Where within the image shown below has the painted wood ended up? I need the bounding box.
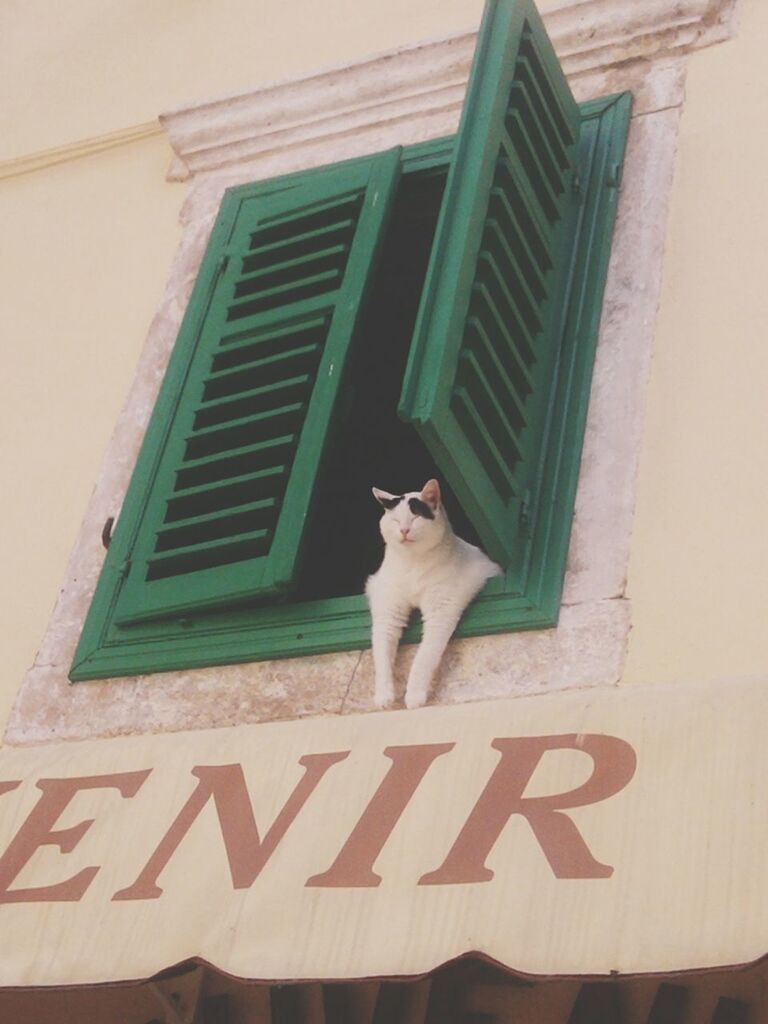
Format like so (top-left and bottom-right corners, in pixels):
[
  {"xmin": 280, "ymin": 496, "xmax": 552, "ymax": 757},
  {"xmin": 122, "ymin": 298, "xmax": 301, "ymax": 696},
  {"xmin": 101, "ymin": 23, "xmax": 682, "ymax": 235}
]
[
  {"xmin": 111, "ymin": 148, "xmax": 401, "ymax": 624},
  {"xmin": 399, "ymin": 0, "xmax": 582, "ymax": 569}
]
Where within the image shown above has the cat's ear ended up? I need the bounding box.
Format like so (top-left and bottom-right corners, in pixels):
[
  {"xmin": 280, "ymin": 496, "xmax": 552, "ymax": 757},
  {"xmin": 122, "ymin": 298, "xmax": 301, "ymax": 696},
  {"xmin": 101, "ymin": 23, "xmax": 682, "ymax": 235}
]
[
  {"xmin": 372, "ymin": 486, "xmax": 398, "ymax": 507},
  {"xmin": 420, "ymin": 478, "xmax": 441, "ymax": 511}
]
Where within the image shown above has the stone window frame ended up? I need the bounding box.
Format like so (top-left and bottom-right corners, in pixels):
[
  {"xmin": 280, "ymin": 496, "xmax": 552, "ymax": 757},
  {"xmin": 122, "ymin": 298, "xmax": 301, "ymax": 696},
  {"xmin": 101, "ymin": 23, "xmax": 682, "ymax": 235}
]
[{"xmin": 5, "ymin": 0, "xmax": 739, "ymax": 745}]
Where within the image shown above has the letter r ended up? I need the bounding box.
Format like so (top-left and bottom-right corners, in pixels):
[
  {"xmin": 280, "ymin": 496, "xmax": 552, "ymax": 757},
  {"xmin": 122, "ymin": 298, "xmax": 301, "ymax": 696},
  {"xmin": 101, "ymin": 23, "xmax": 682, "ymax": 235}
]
[{"xmin": 420, "ymin": 734, "xmax": 637, "ymax": 883}]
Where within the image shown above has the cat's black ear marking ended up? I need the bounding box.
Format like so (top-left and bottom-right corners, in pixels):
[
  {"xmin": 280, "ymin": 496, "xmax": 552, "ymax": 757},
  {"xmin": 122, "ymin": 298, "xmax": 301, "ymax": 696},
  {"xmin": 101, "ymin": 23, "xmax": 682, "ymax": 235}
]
[
  {"xmin": 409, "ymin": 497, "xmax": 435, "ymax": 520},
  {"xmin": 420, "ymin": 478, "xmax": 441, "ymax": 511},
  {"xmin": 372, "ymin": 487, "xmax": 403, "ymax": 510}
]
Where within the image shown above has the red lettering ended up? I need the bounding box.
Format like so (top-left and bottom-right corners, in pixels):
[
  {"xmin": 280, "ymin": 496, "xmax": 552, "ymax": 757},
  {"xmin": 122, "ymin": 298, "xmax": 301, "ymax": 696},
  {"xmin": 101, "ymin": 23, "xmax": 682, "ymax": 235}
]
[
  {"xmin": 306, "ymin": 743, "xmax": 454, "ymax": 887},
  {"xmin": 113, "ymin": 753, "xmax": 348, "ymax": 900},
  {"xmin": 420, "ymin": 734, "xmax": 636, "ymax": 883},
  {"xmin": 0, "ymin": 771, "xmax": 150, "ymax": 903}
]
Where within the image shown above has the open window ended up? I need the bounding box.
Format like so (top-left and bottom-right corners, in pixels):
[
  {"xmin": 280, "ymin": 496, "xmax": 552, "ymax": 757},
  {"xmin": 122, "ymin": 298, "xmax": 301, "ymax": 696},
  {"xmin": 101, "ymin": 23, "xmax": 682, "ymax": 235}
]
[{"xmin": 70, "ymin": 0, "xmax": 631, "ymax": 681}]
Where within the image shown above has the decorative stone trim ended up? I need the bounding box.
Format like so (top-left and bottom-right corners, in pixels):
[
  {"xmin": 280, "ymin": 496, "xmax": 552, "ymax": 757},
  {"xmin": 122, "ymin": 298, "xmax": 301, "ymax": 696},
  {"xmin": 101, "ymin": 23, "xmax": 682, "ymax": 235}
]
[
  {"xmin": 160, "ymin": 0, "xmax": 738, "ymax": 181},
  {"xmin": 547, "ymin": 0, "xmax": 739, "ymax": 75}
]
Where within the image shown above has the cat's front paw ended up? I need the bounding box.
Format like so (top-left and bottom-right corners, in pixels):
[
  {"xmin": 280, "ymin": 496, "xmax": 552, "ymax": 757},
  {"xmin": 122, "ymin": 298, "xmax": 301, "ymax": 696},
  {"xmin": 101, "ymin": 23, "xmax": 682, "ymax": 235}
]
[
  {"xmin": 374, "ymin": 683, "xmax": 396, "ymax": 709},
  {"xmin": 404, "ymin": 687, "xmax": 428, "ymax": 710}
]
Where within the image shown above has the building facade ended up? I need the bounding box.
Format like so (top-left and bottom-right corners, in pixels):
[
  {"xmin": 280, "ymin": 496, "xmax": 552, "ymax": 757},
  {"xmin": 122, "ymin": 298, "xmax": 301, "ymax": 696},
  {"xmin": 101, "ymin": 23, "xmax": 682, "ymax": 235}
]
[{"xmin": 1, "ymin": 0, "xmax": 766, "ymax": 1020}]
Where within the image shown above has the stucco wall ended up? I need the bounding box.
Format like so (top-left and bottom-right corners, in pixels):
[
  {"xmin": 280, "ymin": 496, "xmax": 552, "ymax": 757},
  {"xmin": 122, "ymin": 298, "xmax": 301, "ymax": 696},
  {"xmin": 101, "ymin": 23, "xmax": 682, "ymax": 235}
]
[
  {"xmin": 0, "ymin": 136, "xmax": 181, "ymax": 736},
  {"xmin": 0, "ymin": 0, "xmax": 492, "ymax": 161},
  {"xmin": 622, "ymin": 0, "xmax": 767, "ymax": 685}
]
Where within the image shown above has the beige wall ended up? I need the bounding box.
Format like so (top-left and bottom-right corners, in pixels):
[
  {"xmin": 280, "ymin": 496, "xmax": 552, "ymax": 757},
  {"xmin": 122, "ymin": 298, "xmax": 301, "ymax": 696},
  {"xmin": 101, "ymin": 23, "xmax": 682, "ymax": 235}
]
[
  {"xmin": 0, "ymin": 0, "xmax": 764, "ymax": 739},
  {"xmin": 0, "ymin": 0, "xmax": 490, "ymax": 162},
  {"xmin": 622, "ymin": 0, "xmax": 768, "ymax": 685},
  {"xmin": 0, "ymin": 136, "xmax": 182, "ymax": 733}
]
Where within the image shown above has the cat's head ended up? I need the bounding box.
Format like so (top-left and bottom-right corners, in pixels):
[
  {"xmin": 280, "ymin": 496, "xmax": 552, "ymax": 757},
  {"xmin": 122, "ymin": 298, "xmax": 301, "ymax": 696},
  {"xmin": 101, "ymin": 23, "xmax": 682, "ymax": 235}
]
[{"xmin": 372, "ymin": 478, "xmax": 447, "ymax": 550}]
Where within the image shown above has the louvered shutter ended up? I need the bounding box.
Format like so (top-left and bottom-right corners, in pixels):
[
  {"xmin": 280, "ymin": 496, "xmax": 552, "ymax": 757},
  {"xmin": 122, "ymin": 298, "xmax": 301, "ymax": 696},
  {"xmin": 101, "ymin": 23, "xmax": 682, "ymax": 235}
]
[
  {"xmin": 398, "ymin": 0, "xmax": 581, "ymax": 573},
  {"xmin": 115, "ymin": 149, "xmax": 400, "ymax": 624}
]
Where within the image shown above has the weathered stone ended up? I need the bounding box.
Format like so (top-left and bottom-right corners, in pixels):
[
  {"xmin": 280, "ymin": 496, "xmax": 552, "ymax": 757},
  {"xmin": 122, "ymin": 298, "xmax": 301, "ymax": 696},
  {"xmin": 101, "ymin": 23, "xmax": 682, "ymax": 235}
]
[{"xmin": 342, "ymin": 600, "xmax": 630, "ymax": 713}]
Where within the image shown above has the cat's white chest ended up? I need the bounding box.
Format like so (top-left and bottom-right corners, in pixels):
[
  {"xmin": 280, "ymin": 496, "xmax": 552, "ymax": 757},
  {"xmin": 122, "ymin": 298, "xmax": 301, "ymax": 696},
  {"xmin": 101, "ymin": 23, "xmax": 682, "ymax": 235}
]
[{"xmin": 377, "ymin": 547, "xmax": 453, "ymax": 604}]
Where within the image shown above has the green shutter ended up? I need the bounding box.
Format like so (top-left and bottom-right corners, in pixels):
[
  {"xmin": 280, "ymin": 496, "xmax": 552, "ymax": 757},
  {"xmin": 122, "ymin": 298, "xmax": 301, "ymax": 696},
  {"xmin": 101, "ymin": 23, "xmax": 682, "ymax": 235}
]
[
  {"xmin": 114, "ymin": 148, "xmax": 401, "ymax": 624},
  {"xmin": 399, "ymin": 0, "xmax": 581, "ymax": 573}
]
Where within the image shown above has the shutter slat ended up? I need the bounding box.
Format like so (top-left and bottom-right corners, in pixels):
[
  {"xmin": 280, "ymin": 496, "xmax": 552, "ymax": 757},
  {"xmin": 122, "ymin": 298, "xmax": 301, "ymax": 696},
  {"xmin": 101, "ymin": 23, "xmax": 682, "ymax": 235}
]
[
  {"xmin": 193, "ymin": 374, "xmax": 313, "ymax": 430},
  {"xmin": 155, "ymin": 498, "xmax": 279, "ymax": 548},
  {"xmin": 247, "ymin": 192, "xmax": 361, "ymax": 250},
  {"xmin": 115, "ymin": 148, "xmax": 401, "ymax": 624},
  {"xmin": 214, "ymin": 315, "xmax": 328, "ymax": 365},
  {"xmin": 164, "ymin": 465, "xmax": 289, "ymax": 523},
  {"xmin": 174, "ymin": 434, "xmax": 297, "ymax": 490},
  {"xmin": 146, "ymin": 527, "xmax": 273, "ymax": 582},
  {"xmin": 479, "ymin": 245, "xmax": 542, "ymax": 338},
  {"xmin": 453, "ymin": 385, "xmax": 517, "ymax": 495},
  {"xmin": 485, "ymin": 212, "xmax": 546, "ymax": 304},
  {"xmin": 492, "ymin": 160, "xmax": 553, "ymax": 271},
  {"xmin": 183, "ymin": 403, "xmax": 306, "ymax": 459},
  {"xmin": 235, "ymin": 244, "xmax": 349, "ymax": 293},
  {"xmin": 508, "ymin": 81, "xmax": 566, "ymax": 197},
  {"xmin": 399, "ymin": 0, "xmax": 581, "ymax": 570},
  {"xmin": 226, "ymin": 271, "xmax": 341, "ymax": 321},
  {"xmin": 216, "ymin": 292, "xmax": 339, "ymax": 339},
  {"xmin": 177, "ymin": 434, "xmax": 297, "ymax": 474},
  {"xmin": 473, "ymin": 269, "xmax": 537, "ymax": 368},
  {"xmin": 497, "ymin": 135, "xmax": 555, "ymax": 258},
  {"xmin": 514, "ymin": 55, "xmax": 571, "ymax": 168},
  {"xmin": 500, "ymin": 114, "xmax": 560, "ymax": 224},
  {"xmin": 457, "ymin": 351, "xmax": 523, "ymax": 466},
  {"xmin": 518, "ymin": 30, "xmax": 577, "ymax": 146},
  {"xmin": 203, "ymin": 344, "xmax": 322, "ymax": 401},
  {"xmin": 470, "ymin": 289, "xmax": 534, "ymax": 392},
  {"xmin": 243, "ymin": 217, "xmax": 356, "ymax": 269},
  {"xmin": 464, "ymin": 317, "xmax": 528, "ymax": 428}
]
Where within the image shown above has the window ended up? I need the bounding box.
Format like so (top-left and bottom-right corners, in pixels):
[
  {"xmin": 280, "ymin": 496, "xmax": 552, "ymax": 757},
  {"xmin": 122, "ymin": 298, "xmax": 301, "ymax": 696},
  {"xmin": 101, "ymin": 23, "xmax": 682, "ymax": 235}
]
[{"xmin": 70, "ymin": 0, "xmax": 631, "ymax": 682}]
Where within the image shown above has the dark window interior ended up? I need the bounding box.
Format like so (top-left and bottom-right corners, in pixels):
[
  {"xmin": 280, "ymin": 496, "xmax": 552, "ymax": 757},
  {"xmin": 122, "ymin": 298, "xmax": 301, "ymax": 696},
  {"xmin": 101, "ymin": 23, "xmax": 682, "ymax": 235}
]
[{"xmin": 292, "ymin": 167, "xmax": 481, "ymax": 603}]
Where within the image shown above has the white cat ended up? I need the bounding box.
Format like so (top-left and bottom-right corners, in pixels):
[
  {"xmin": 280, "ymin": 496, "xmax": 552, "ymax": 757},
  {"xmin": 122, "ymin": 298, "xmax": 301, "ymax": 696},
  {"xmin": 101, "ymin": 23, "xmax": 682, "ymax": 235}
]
[{"xmin": 365, "ymin": 479, "xmax": 502, "ymax": 710}]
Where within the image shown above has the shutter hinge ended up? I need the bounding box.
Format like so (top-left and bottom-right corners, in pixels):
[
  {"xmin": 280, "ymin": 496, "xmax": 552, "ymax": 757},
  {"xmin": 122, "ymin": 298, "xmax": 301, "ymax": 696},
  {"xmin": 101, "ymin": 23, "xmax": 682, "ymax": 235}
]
[
  {"xmin": 218, "ymin": 247, "xmax": 240, "ymax": 274},
  {"xmin": 118, "ymin": 558, "xmax": 131, "ymax": 580},
  {"xmin": 607, "ymin": 162, "xmax": 623, "ymax": 189},
  {"xmin": 572, "ymin": 174, "xmax": 582, "ymax": 197},
  {"xmin": 101, "ymin": 517, "xmax": 115, "ymax": 550}
]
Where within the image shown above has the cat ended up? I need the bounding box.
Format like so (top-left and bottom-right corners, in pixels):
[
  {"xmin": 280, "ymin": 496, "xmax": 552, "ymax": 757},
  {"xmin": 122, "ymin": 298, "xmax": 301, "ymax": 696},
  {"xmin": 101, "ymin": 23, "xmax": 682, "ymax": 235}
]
[{"xmin": 365, "ymin": 478, "xmax": 502, "ymax": 709}]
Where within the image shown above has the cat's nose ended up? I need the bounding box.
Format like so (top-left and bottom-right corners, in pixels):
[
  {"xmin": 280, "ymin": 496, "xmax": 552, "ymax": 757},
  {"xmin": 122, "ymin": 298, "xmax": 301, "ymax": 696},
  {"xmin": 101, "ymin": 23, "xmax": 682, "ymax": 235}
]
[{"xmin": 400, "ymin": 527, "xmax": 411, "ymax": 540}]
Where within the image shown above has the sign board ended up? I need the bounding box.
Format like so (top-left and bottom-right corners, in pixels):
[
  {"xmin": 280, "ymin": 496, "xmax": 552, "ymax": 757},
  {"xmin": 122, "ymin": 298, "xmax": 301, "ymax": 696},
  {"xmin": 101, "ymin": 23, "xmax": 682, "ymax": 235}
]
[{"xmin": 0, "ymin": 678, "xmax": 764, "ymax": 987}]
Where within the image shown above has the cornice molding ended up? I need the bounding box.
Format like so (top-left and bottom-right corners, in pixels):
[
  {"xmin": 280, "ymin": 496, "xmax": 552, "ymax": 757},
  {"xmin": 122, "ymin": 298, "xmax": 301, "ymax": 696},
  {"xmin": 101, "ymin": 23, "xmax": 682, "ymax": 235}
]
[
  {"xmin": 160, "ymin": 0, "xmax": 739, "ymax": 181},
  {"xmin": 0, "ymin": 0, "xmax": 737, "ymax": 184},
  {"xmin": 544, "ymin": 0, "xmax": 738, "ymax": 74}
]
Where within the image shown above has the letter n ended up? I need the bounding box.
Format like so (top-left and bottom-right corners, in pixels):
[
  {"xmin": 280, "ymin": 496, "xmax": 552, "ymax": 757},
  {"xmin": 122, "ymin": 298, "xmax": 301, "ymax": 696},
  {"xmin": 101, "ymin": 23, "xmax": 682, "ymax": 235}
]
[{"xmin": 113, "ymin": 753, "xmax": 348, "ymax": 900}]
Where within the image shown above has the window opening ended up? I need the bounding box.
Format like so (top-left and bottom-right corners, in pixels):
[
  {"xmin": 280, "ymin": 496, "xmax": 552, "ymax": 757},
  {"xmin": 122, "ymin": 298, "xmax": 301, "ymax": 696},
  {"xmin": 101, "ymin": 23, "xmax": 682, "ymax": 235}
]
[{"xmin": 294, "ymin": 166, "xmax": 481, "ymax": 603}]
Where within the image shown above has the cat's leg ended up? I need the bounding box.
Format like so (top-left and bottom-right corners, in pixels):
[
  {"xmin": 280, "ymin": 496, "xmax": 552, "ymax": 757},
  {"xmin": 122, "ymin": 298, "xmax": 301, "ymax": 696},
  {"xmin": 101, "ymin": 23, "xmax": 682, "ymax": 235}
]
[
  {"xmin": 366, "ymin": 579, "xmax": 412, "ymax": 708},
  {"xmin": 405, "ymin": 600, "xmax": 465, "ymax": 710}
]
